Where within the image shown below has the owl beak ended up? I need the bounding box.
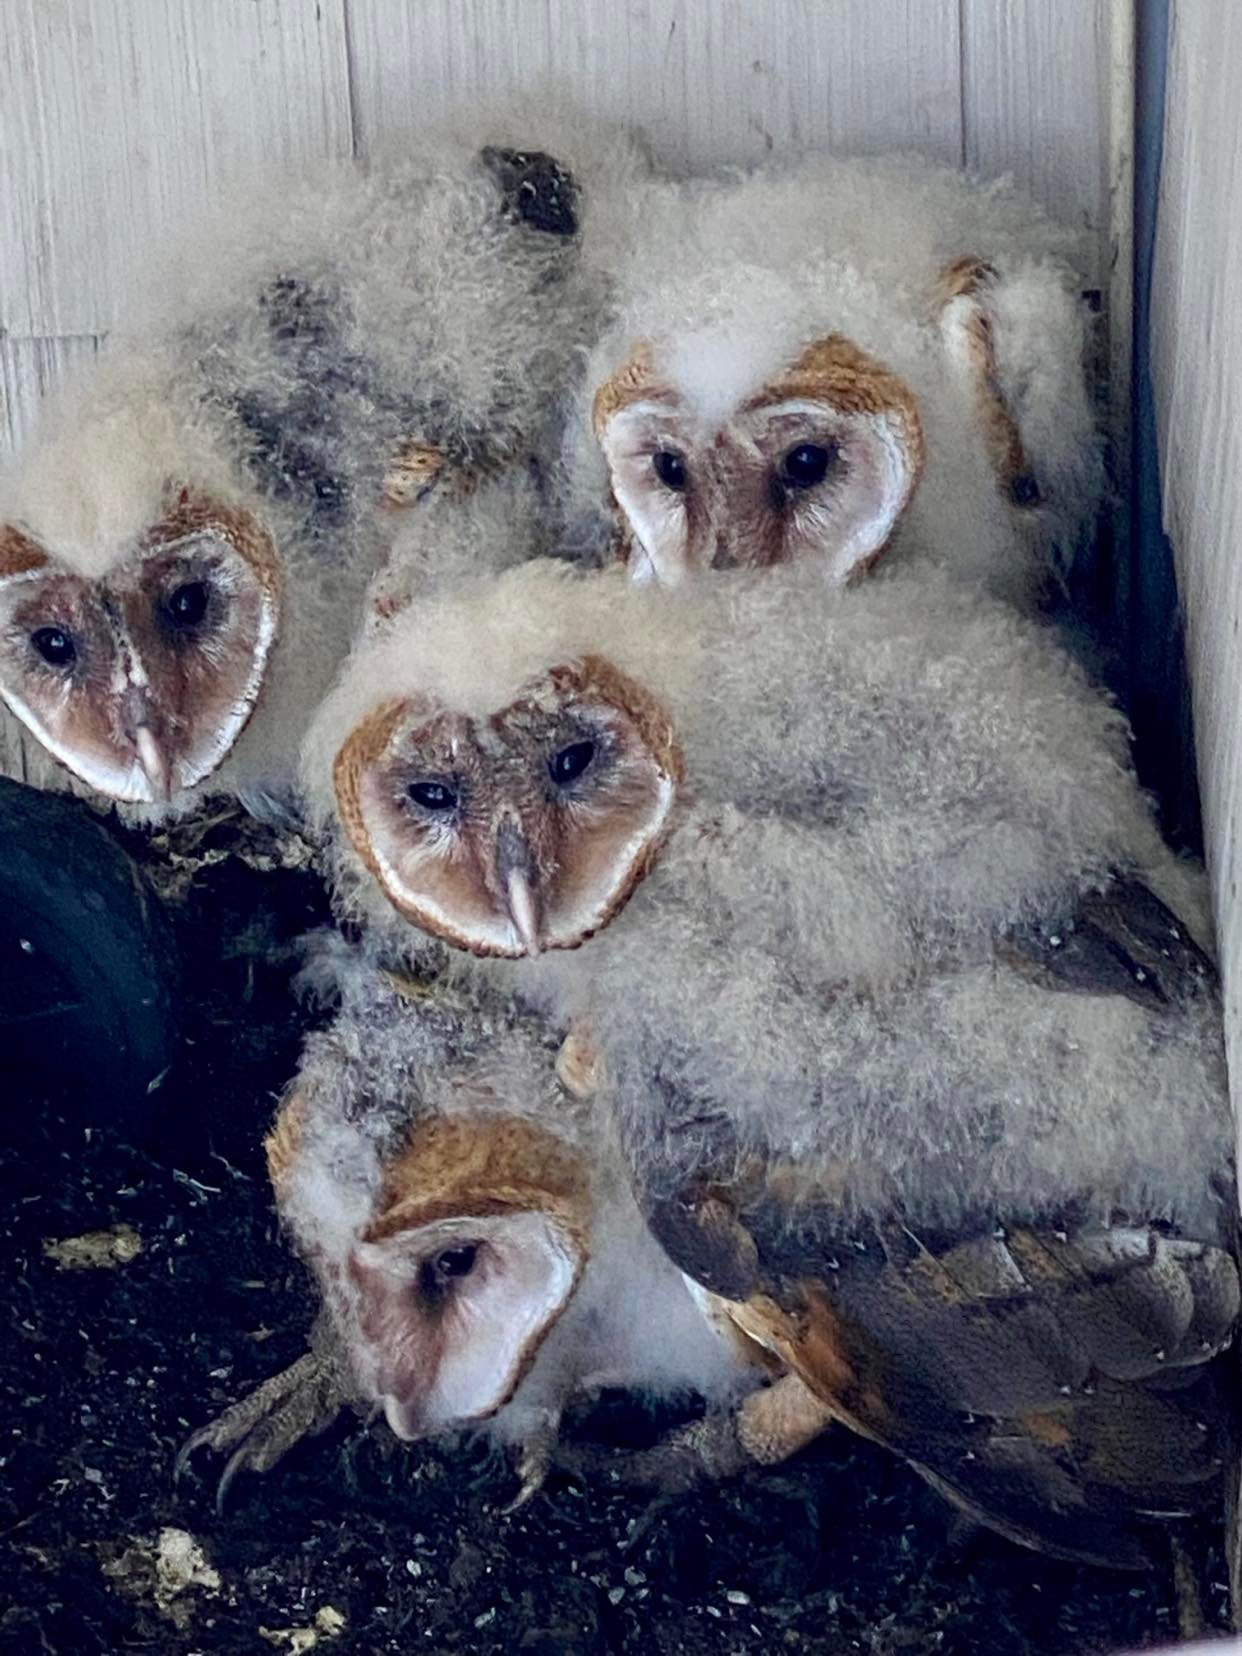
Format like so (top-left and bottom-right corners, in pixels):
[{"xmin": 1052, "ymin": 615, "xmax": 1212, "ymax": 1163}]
[
  {"xmin": 494, "ymin": 818, "xmax": 542, "ymax": 956},
  {"xmin": 119, "ymin": 686, "xmax": 172, "ymax": 801},
  {"xmin": 133, "ymin": 724, "xmax": 171, "ymax": 802},
  {"xmin": 506, "ymin": 867, "xmax": 541, "ymax": 957}
]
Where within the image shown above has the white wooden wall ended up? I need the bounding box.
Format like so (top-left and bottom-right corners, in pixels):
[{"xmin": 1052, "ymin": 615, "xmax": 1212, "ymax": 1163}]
[
  {"xmin": 1153, "ymin": 0, "xmax": 1242, "ymax": 1151},
  {"xmin": 1, "ymin": 0, "xmax": 1119, "ymax": 453}
]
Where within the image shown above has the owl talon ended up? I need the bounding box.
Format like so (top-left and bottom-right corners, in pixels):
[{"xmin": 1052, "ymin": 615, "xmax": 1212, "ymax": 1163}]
[
  {"xmin": 499, "ymin": 1417, "xmax": 560, "ymax": 1514},
  {"xmin": 176, "ymin": 1352, "xmax": 342, "ymax": 1508},
  {"xmin": 555, "ymin": 1024, "xmax": 601, "ymax": 1100},
  {"xmin": 556, "ymin": 1419, "xmax": 737, "ymax": 1498},
  {"xmin": 556, "ymin": 1379, "xmax": 831, "ymax": 1499}
]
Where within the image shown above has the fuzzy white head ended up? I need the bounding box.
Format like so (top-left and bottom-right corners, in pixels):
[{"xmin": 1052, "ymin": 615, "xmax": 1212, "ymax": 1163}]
[
  {"xmin": 594, "ymin": 327, "xmax": 925, "ymax": 588},
  {"xmin": 305, "ymin": 561, "xmax": 690, "ymax": 960},
  {"xmin": 573, "ymin": 161, "xmax": 1101, "ymax": 598}
]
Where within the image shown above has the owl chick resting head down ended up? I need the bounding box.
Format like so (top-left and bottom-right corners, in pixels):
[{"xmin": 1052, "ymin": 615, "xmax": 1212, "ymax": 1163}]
[
  {"xmin": 266, "ymin": 962, "xmax": 750, "ymax": 1452},
  {"xmin": 0, "ymin": 108, "xmax": 647, "ymax": 815}
]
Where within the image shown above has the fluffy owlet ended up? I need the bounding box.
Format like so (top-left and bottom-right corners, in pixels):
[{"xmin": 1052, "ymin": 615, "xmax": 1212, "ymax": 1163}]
[
  {"xmin": 562, "ymin": 152, "xmax": 1101, "ymax": 604},
  {"xmin": 0, "ymin": 110, "xmax": 648, "ymax": 818},
  {"xmin": 298, "ymin": 553, "xmax": 1237, "ymax": 1570},
  {"xmin": 179, "ymin": 956, "xmax": 755, "ymax": 1504},
  {"xmin": 360, "ymin": 559, "xmax": 1234, "ymax": 1572},
  {"xmin": 301, "ymin": 553, "xmax": 1208, "ymax": 976}
]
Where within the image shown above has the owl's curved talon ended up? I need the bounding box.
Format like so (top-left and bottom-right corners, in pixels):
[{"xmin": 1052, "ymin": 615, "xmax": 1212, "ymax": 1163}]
[
  {"xmin": 499, "ymin": 1416, "xmax": 560, "ymax": 1514},
  {"xmin": 176, "ymin": 1352, "xmax": 342, "ymax": 1509},
  {"xmin": 555, "ymin": 1024, "xmax": 600, "ymax": 1100}
]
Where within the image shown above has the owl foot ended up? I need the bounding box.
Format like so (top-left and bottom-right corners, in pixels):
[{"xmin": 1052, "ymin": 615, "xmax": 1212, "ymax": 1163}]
[
  {"xmin": 558, "ymin": 1411, "xmax": 752, "ymax": 1498},
  {"xmin": 499, "ymin": 1411, "xmax": 562, "ymax": 1514},
  {"xmin": 555, "ymin": 1023, "xmax": 600, "ymax": 1100},
  {"xmin": 175, "ymin": 1352, "xmax": 343, "ymax": 1511},
  {"xmin": 559, "ymin": 1374, "xmax": 836, "ymax": 1497}
]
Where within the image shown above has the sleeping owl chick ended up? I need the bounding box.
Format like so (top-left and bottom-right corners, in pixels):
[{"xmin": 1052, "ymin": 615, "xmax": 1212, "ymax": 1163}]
[
  {"xmin": 179, "ymin": 957, "xmax": 757, "ymax": 1505},
  {"xmin": 300, "ymin": 553, "xmax": 1204, "ymax": 985},
  {"xmin": 562, "ymin": 151, "xmax": 1101, "ymax": 603},
  {"xmin": 0, "ymin": 109, "xmax": 648, "ymax": 817}
]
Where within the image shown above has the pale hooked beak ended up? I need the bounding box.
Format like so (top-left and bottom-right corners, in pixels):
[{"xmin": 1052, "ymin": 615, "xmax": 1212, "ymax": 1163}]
[
  {"xmin": 133, "ymin": 724, "xmax": 171, "ymax": 801},
  {"xmin": 494, "ymin": 818, "xmax": 542, "ymax": 956},
  {"xmin": 506, "ymin": 867, "xmax": 541, "ymax": 957},
  {"xmin": 119, "ymin": 684, "xmax": 172, "ymax": 802}
]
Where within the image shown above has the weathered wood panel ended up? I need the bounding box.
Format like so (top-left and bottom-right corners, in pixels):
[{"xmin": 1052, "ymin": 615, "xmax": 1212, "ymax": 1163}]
[
  {"xmin": 962, "ymin": 0, "xmax": 1109, "ymax": 251},
  {"xmin": 0, "ymin": 0, "xmax": 1115, "ymax": 451},
  {"xmin": 0, "ymin": 0, "xmax": 353, "ymax": 338},
  {"xmin": 346, "ymin": 0, "xmax": 963, "ymax": 170},
  {"xmin": 1152, "ymin": 0, "xmax": 1242, "ymax": 1121},
  {"xmin": 1, "ymin": 334, "xmax": 100, "ymax": 450}
]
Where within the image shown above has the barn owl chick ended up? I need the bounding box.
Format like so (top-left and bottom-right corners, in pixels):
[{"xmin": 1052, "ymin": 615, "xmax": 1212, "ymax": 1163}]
[
  {"xmin": 301, "ymin": 553, "xmax": 1206, "ymax": 985},
  {"xmin": 0, "ymin": 109, "xmax": 648, "ymax": 816},
  {"xmin": 180, "ymin": 959, "xmax": 756, "ymax": 1503},
  {"xmin": 565, "ymin": 152, "xmax": 1101, "ymax": 602},
  {"xmin": 367, "ymin": 568, "xmax": 1231, "ymax": 1571},
  {"xmin": 302, "ymin": 551, "xmax": 691, "ymax": 962}
]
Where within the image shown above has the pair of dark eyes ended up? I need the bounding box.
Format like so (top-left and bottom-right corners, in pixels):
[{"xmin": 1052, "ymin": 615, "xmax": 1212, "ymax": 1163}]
[
  {"xmin": 419, "ymin": 1242, "xmax": 478, "ymax": 1299},
  {"xmin": 407, "ymin": 738, "xmax": 597, "ymax": 812},
  {"xmin": 651, "ymin": 443, "xmax": 838, "ymax": 494},
  {"xmin": 28, "ymin": 581, "xmax": 212, "ymax": 670}
]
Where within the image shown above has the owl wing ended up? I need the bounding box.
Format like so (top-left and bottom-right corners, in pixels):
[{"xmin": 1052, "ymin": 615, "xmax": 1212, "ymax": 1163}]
[
  {"xmin": 640, "ymin": 877, "xmax": 1235, "ymax": 1568},
  {"xmin": 1001, "ymin": 872, "xmax": 1215, "ymax": 1011},
  {"xmin": 650, "ymin": 1174, "xmax": 1238, "ymax": 1568}
]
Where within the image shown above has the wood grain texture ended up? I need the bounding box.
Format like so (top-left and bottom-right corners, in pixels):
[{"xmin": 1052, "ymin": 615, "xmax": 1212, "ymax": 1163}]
[
  {"xmin": 345, "ymin": 0, "xmax": 964, "ymax": 168},
  {"xmin": 0, "ymin": 0, "xmax": 353, "ymax": 338},
  {"xmin": 1, "ymin": 335, "xmax": 100, "ymax": 451},
  {"xmin": 1152, "ymin": 0, "xmax": 1242, "ymax": 1140},
  {"xmin": 0, "ymin": 0, "xmax": 1115, "ymax": 461},
  {"xmin": 962, "ymin": 0, "xmax": 1108, "ymax": 259}
]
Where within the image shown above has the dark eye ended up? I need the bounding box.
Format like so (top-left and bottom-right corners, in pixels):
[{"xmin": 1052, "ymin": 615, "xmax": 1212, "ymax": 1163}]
[
  {"xmin": 31, "ymin": 627, "xmax": 76, "ymax": 669},
  {"xmin": 549, "ymin": 739, "xmax": 596, "ymax": 786},
  {"xmin": 780, "ymin": 442, "xmax": 837, "ymax": 491},
  {"xmin": 1009, "ymin": 473, "xmax": 1042, "ymax": 508},
  {"xmin": 164, "ymin": 580, "xmax": 210, "ymax": 629},
  {"xmin": 421, "ymin": 1244, "xmax": 478, "ymax": 1297},
  {"xmin": 408, "ymin": 780, "xmax": 458, "ymax": 812},
  {"xmin": 652, "ymin": 449, "xmax": 687, "ymax": 491}
]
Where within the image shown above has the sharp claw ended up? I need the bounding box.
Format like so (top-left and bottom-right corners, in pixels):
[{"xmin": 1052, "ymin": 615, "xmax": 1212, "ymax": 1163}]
[
  {"xmin": 500, "ymin": 1465, "xmax": 547, "ymax": 1515},
  {"xmin": 173, "ymin": 1428, "xmax": 209, "ymax": 1485},
  {"xmin": 175, "ymin": 1412, "xmax": 245, "ymax": 1483},
  {"xmin": 498, "ymin": 1421, "xmax": 559, "ymax": 1515},
  {"xmin": 174, "ymin": 1353, "xmax": 341, "ymax": 1509},
  {"xmin": 215, "ymin": 1446, "xmax": 251, "ymax": 1514}
]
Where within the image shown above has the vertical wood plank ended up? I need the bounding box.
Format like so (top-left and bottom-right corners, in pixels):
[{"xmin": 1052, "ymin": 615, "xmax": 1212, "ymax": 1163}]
[
  {"xmin": 0, "ymin": 335, "xmax": 100, "ymax": 454},
  {"xmin": 1152, "ymin": 0, "xmax": 1242, "ymax": 1153},
  {"xmin": 0, "ymin": 334, "xmax": 102, "ymax": 786},
  {"xmin": 0, "ymin": 0, "xmax": 354, "ymax": 338},
  {"xmin": 962, "ymin": 0, "xmax": 1109, "ymax": 276},
  {"xmin": 345, "ymin": 0, "xmax": 963, "ymax": 171}
]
